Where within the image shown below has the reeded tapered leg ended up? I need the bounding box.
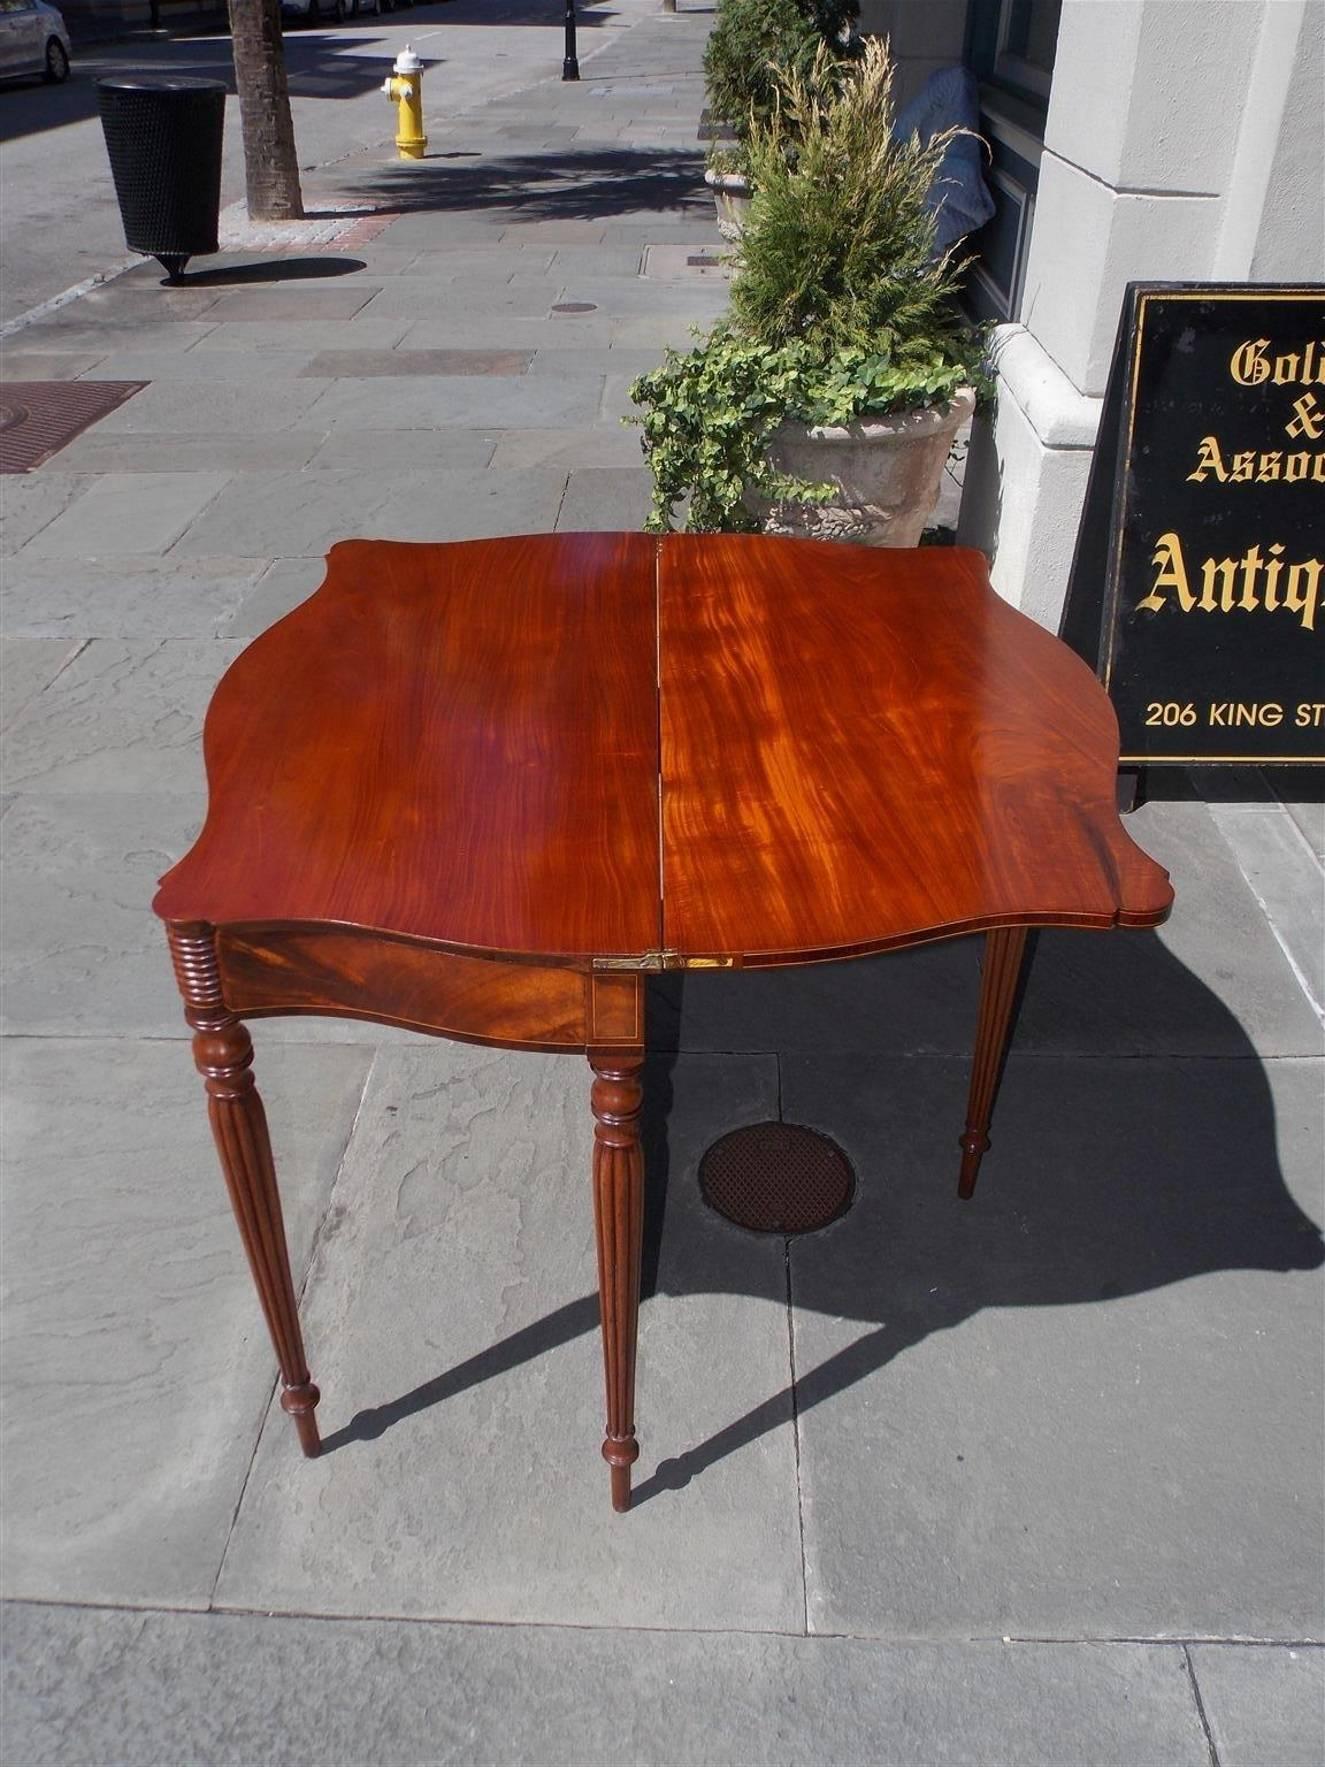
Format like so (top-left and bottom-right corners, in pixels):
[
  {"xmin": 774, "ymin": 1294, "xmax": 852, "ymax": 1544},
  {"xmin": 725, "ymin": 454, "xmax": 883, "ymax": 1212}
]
[
  {"xmin": 958, "ymin": 926, "xmax": 1029, "ymax": 1200},
  {"xmin": 590, "ymin": 1055, "xmax": 645, "ymax": 1513},
  {"xmin": 168, "ymin": 921, "xmax": 321, "ymax": 1455}
]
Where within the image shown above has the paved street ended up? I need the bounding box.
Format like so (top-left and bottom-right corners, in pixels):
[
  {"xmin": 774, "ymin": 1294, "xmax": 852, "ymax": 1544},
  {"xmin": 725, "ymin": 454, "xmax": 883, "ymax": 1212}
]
[
  {"xmin": 0, "ymin": 0, "xmax": 638, "ymax": 323},
  {"xmin": 1, "ymin": 3, "xmax": 1323, "ymax": 1762}
]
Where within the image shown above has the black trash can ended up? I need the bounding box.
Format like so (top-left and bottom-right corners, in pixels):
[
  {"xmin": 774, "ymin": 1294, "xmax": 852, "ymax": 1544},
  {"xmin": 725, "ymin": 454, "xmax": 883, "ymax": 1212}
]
[{"xmin": 98, "ymin": 76, "xmax": 227, "ymax": 281}]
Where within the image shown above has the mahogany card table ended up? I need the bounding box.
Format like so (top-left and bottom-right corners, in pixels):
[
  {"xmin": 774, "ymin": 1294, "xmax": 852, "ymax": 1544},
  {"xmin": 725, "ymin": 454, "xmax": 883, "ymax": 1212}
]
[{"xmin": 154, "ymin": 532, "xmax": 1173, "ymax": 1513}]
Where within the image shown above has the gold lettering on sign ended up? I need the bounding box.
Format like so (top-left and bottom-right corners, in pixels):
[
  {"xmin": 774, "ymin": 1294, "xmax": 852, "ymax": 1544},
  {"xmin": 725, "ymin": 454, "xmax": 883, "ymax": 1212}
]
[
  {"xmin": 1139, "ymin": 533, "xmax": 1322, "ymax": 631},
  {"xmin": 1186, "ymin": 435, "xmax": 1325, "ymax": 483},
  {"xmin": 1286, "ymin": 392, "xmax": 1324, "ymax": 441},
  {"xmin": 1228, "ymin": 338, "xmax": 1325, "ymax": 387},
  {"xmin": 1140, "ymin": 533, "xmax": 1195, "ymax": 611}
]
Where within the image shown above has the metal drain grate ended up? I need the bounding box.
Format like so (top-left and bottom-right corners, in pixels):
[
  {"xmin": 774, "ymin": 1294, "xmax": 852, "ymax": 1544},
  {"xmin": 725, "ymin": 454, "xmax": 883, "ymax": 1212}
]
[
  {"xmin": 699, "ymin": 1121, "xmax": 856, "ymax": 1235},
  {"xmin": 551, "ymin": 301, "xmax": 597, "ymax": 314},
  {"xmin": 0, "ymin": 381, "xmax": 147, "ymax": 473}
]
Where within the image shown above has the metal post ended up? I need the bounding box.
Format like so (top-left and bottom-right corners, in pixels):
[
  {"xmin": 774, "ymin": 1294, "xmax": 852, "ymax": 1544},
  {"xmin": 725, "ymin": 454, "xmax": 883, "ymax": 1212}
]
[{"xmin": 563, "ymin": 0, "xmax": 579, "ymax": 80}]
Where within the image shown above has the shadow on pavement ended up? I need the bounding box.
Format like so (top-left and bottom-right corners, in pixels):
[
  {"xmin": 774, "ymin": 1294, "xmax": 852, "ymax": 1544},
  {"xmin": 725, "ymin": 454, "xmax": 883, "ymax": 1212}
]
[
  {"xmin": 177, "ymin": 255, "xmax": 366, "ymax": 283},
  {"xmin": 321, "ymin": 928, "xmax": 1324, "ymax": 1503},
  {"xmin": 350, "ymin": 145, "xmax": 710, "ymax": 221}
]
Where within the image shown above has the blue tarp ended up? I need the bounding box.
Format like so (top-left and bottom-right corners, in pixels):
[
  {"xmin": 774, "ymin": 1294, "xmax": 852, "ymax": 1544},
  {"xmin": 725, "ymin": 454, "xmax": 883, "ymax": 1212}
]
[{"xmin": 892, "ymin": 66, "xmax": 995, "ymax": 254}]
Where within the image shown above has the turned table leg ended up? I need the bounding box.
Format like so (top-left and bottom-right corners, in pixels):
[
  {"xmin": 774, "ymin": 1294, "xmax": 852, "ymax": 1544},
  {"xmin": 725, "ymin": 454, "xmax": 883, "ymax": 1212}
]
[
  {"xmin": 958, "ymin": 926, "xmax": 1029, "ymax": 1200},
  {"xmin": 168, "ymin": 922, "xmax": 321, "ymax": 1456},
  {"xmin": 590, "ymin": 1055, "xmax": 645, "ymax": 1513}
]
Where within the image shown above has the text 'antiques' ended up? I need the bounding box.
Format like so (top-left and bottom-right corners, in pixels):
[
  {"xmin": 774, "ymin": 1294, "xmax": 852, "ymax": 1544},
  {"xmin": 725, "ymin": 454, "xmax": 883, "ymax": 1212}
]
[{"xmin": 1061, "ymin": 284, "xmax": 1324, "ymax": 765}]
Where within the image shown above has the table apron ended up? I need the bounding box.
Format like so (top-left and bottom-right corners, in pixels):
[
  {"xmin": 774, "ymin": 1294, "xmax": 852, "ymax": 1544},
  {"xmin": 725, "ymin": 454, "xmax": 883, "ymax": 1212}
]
[{"xmin": 214, "ymin": 926, "xmax": 644, "ymax": 1055}]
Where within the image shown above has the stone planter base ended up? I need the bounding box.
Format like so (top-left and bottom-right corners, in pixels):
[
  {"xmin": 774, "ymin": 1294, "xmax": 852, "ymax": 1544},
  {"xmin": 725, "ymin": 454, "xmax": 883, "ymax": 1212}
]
[
  {"xmin": 755, "ymin": 388, "xmax": 976, "ymax": 547},
  {"xmin": 704, "ymin": 167, "xmax": 752, "ymax": 242}
]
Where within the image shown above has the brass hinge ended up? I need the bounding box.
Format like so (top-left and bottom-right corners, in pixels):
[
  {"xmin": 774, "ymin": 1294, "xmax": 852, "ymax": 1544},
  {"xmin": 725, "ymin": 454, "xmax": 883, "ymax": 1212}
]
[{"xmin": 593, "ymin": 950, "xmax": 736, "ymax": 973}]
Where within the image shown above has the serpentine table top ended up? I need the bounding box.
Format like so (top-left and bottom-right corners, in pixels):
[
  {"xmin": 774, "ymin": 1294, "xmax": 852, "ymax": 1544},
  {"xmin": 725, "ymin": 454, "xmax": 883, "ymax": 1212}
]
[{"xmin": 154, "ymin": 532, "xmax": 1173, "ymax": 1512}]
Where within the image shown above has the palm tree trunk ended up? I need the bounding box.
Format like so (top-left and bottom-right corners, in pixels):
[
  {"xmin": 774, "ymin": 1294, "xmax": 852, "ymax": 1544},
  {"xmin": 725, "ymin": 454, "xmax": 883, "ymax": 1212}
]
[{"xmin": 227, "ymin": 0, "xmax": 304, "ymax": 221}]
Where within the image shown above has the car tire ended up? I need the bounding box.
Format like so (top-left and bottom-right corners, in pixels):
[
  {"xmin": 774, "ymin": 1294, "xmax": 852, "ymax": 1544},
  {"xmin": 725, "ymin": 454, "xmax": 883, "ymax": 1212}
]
[{"xmin": 43, "ymin": 37, "xmax": 70, "ymax": 82}]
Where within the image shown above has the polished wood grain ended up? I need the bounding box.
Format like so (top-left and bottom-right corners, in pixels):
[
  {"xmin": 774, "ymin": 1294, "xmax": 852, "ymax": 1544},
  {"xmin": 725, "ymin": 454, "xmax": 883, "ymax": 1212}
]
[
  {"xmin": 958, "ymin": 926, "xmax": 1029, "ymax": 1199},
  {"xmin": 590, "ymin": 1054, "xmax": 646, "ymax": 1513},
  {"xmin": 154, "ymin": 533, "xmax": 662, "ymax": 963},
  {"xmin": 168, "ymin": 922, "xmax": 321, "ymax": 1456},
  {"xmin": 659, "ymin": 536, "xmax": 1173, "ymax": 963},
  {"xmin": 154, "ymin": 531, "xmax": 1174, "ymax": 1515},
  {"xmin": 217, "ymin": 927, "xmax": 590, "ymax": 1050}
]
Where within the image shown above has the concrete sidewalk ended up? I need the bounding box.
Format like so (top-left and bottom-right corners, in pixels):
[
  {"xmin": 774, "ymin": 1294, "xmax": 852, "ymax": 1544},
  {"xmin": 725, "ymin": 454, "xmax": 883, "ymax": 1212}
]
[{"xmin": 2, "ymin": 5, "xmax": 1323, "ymax": 1762}]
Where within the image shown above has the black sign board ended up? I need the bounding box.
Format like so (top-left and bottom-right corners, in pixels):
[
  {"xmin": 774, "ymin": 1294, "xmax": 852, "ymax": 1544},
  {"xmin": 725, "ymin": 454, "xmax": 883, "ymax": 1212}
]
[{"xmin": 1060, "ymin": 283, "xmax": 1325, "ymax": 765}]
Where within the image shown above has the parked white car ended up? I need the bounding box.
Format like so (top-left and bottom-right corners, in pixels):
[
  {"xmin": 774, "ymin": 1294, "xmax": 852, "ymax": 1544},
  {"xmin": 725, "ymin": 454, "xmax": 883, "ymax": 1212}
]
[{"xmin": 0, "ymin": 0, "xmax": 70, "ymax": 83}]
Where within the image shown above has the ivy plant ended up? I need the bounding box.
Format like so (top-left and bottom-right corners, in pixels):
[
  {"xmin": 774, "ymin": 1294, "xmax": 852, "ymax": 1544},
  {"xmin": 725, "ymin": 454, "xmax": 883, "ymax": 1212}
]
[{"xmin": 631, "ymin": 40, "xmax": 990, "ymax": 534}]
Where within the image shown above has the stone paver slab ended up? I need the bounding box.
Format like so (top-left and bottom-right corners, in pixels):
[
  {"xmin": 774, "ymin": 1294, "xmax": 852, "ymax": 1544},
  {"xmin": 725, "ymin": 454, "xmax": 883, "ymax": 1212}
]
[
  {"xmin": 555, "ymin": 279, "xmax": 728, "ymax": 318},
  {"xmin": 0, "ymin": 791, "xmax": 202, "ymax": 1037},
  {"xmin": 0, "ymin": 792, "xmax": 415, "ymax": 1041},
  {"xmin": 360, "ymin": 280, "xmax": 554, "ymax": 318},
  {"xmin": 649, "ymin": 937, "xmax": 982, "ymax": 1054},
  {"xmin": 16, "ymin": 472, "xmax": 230, "ymax": 558},
  {"xmin": 400, "ymin": 315, "xmax": 614, "ymax": 349},
  {"xmin": 497, "ymin": 219, "xmax": 610, "ymax": 244},
  {"xmin": 202, "ymin": 287, "xmax": 378, "ymax": 321},
  {"xmin": 82, "ymin": 350, "xmax": 321, "ymax": 382},
  {"xmin": 0, "ymin": 473, "xmax": 94, "ymax": 555},
  {"xmin": 172, "ymin": 467, "xmax": 568, "ymax": 556},
  {"xmin": 300, "ymin": 348, "xmax": 532, "ymax": 377},
  {"xmin": 20, "ymin": 321, "xmax": 218, "ymax": 354},
  {"xmin": 611, "ymin": 314, "xmax": 710, "ymax": 347},
  {"xmin": 556, "ymin": 466, "xmax": 653, "ymax": 530},
  {"xmin": 548, "ymin": 246, "xmax": 649, "ymax": 277},
  {"xmin": 401, "ymin": 246, "xmax": 557, "ymax": 276},
  {"xmin": 1268, "ymin": 768, "xmax": 1325, "ymax": 859},
  {"xmin": 2, "ymin": 556, "xmax": 264, "ymax": 639},
  {"xmin": 87, "ymin": 380, "xmax": 330, "ymax": 433},
  {"xmin": 1207, "ymin": 802, "xmax": 1325, "ymax": 1014},
  {"xmin": 1190, "ymin": 1644, "xmax": 1325, "ymax": 1767},
  {"xmin": 0, "ymin": 350, "xmax": 107, "ymax": 380},
  {"xmin": 1019, "ymin": 798, "xmax": 1324, "ymax": 1056},
  {"xmin": 47, "ymin": 432, "xmax": 325, "ymax": 474},
  {"xmin": 527, "ymin": 346, "xmax": 663, "ymax": 376},
  {"xmin": 0, "ymin": 1038, "xmax": 371, "ymax": 1606},
  {"xmin": 0, "ymin": 637, "xmax": 82, "ymax": 730},
  {"xmin": 783, "ymin": 1052, "xmax": 1325, "ymax": 1640},
  {"xmin": 304, "ymin": 373, "xmax": 603, "ymax": 430},
  {"xmin": 74, "ymin": 284, "xmax": 225, "ymax": 322},
  {"xmin": 488, "ymin": 425, "xmax": 643, "ymax": 469},
  {"xmin": 191, "ymin": 317, "xmax": 411, "ymax": 352},
  {"xmin": 1, "ymin": 1604, "xmax": 1212, "ymax": 1767},
  {"xmin": 0, "ymin": 638, "xmax": 238, "ymax": 794},
  {"xmin": 220, "ymin": 556, "xmax": 328, "ymax": 637},
  {"xmin": 216, "ymin": 1048, "xmax": 803, "ymax": 1632},
  {"xmin": 305, "ymin": 428, "xmax": 498, "ymax": 471},
  {"xmin": 371, "ymin": 214, "xmax": 509, "ymax": 247}
]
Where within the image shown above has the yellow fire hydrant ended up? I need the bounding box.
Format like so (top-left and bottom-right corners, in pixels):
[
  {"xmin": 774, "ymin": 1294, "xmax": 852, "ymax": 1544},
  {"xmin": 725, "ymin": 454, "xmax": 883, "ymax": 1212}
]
[{"xmin": 383, "ymin": 45, "xmax": 427, "ymax": 160}]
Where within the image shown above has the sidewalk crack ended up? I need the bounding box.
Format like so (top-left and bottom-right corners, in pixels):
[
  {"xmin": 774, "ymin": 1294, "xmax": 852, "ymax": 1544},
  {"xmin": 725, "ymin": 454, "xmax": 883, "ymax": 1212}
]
[
  {"xmin": 1183, "ymin": 1643, "xmax": 1222, "ymax": 1767},
  {"xmin": 784, "ymin": 1229, "xmax": 810, "ymax": 1639},
  {"xmin": 207, "ymin": 1045, "xmax": 379, "ymax": 1610}
]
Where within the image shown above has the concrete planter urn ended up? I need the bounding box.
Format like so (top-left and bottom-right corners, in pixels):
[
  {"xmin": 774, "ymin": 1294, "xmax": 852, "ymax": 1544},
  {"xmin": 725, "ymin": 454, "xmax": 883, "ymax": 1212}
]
[
  {"xmin": 753, "ymin": 386, "xmax": 976, "ymax": 546},
  {"xmin": 704, "ymin": 167, "xmax": 753, "ymax": 242}
]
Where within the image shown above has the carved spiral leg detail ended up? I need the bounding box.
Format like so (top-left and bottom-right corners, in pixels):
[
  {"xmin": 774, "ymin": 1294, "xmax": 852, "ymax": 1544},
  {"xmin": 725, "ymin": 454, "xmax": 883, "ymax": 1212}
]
[
  {"xmin": 958, "ymin": 926, "xmax": 1029, "ymax": 1200},
  {"xmin": 168, "ymin": 922, "xmax": 321, "ymax": 1457},
  {"xmin": 590, "ymin": 1056, "xmax": 645, "ymax": 1514}
]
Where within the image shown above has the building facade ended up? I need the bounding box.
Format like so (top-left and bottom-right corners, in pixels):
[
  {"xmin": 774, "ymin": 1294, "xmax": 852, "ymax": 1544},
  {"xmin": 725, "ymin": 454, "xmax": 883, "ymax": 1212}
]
[{"xmin": 859, "ymin": 0, "xmax": 1324, "ymax": 627}]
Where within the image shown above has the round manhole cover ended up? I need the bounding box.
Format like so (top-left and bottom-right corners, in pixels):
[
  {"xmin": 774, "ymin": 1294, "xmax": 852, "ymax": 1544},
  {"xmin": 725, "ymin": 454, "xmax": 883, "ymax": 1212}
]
[{"xmin": 699, "ymin": 1122, "xmax": 855, "ymax": 1235}]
